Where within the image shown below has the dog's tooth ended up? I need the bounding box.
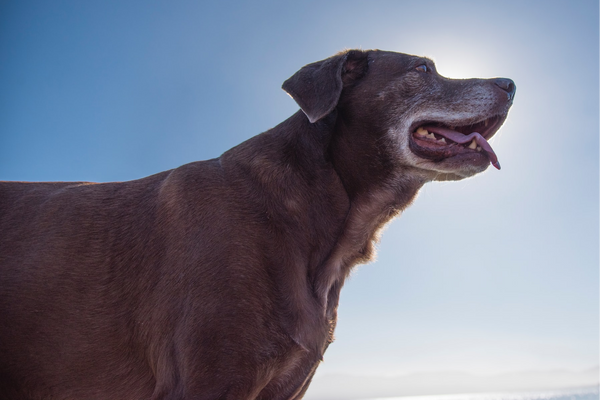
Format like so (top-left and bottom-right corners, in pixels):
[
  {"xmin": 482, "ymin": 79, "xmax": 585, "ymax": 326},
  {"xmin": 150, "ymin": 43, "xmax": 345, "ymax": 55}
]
[
  {"xmin": 438, "ymin": 138, "xmax": 446, "ymax": 144},
  {"xmin": 484, "ymin": 119, "xmax": 489, "ymax": 127},
  {"xmin": 468, "ymin": 139, "xmax": 477, "ymax": 149},
  {"xmin": 476, "ymin": 146, "xmax": 482, "ymax": 152},
  {"xmin": 416, "ymin": 127, "xmax": 428, "ymax": 136},
  {"xmin": 427, "ymin": 132, "xmax": 436, "ymax": 140}
]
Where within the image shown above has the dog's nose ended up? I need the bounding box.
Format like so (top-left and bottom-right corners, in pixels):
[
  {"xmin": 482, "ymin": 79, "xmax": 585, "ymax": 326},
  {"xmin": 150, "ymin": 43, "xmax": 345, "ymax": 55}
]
[{"xmin": 494, "ymin": 78, "xmax": 516, "ymax": 100}]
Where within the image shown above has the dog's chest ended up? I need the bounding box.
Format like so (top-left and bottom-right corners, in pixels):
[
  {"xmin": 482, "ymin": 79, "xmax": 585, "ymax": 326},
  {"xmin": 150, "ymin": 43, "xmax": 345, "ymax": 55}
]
[{"xmin": 254, "ymin": 347, "xmax": 322, "ymax": 400}]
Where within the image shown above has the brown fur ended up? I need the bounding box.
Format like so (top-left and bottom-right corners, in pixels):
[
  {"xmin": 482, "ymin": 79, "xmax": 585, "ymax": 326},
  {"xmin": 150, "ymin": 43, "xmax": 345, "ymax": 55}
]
[{"xmin": 0, "ymin": 49, "xmax": 515, "ymax": 399}]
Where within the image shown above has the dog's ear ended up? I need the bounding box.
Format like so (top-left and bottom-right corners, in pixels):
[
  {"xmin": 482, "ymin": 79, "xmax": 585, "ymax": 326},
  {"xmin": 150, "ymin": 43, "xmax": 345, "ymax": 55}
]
[{"xmin": 282, "ymin": 50, "xmax": 369, "ymax": 123}]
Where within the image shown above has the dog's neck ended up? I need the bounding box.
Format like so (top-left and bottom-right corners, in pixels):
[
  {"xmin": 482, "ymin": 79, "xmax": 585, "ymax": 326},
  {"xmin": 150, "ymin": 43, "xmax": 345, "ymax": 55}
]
[
  {"xmin": 220, "ymin": 111, "xmax": 425, "ymax": 354},
  {"xmin": 316, "ymin": 114, "xmax": 426, "ymax": 314}
]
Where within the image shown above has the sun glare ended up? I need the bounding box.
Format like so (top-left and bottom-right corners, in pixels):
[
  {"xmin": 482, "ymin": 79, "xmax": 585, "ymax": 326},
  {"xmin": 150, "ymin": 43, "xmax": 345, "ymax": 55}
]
[{"xmin": 432, "ymin": 52, "xmax": 496, "ymax": 79}]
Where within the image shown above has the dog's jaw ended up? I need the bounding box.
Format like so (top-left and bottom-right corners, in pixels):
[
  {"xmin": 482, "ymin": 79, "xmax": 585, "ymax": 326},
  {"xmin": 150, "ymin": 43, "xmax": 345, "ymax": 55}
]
[
  {"xmin": 412, "ymin": 121, "xmax": 502, "ymax": 170},
  {"xmin": 390, "ymin": 108, "xmax": 510, "ymax": 181}
]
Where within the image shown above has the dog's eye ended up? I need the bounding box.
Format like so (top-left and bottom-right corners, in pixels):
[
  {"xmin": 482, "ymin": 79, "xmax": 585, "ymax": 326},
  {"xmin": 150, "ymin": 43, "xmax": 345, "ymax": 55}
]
[{"xmin": 415, "ymin": 64, "xmax": 429, "ymax": 73}]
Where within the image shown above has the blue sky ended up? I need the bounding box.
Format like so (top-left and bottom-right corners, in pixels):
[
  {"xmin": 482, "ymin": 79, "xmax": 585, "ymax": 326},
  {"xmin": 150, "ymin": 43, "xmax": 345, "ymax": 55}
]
[{"xmin": 1, "ymin": 0, "xmax": 598, "ymax": 385}]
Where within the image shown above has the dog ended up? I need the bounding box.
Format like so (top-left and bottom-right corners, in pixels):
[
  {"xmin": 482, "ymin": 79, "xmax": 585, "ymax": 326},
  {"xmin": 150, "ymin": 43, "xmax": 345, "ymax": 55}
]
[{"xmin": 0, "ymin": 49, "xmax": 515, "ymax": 399}]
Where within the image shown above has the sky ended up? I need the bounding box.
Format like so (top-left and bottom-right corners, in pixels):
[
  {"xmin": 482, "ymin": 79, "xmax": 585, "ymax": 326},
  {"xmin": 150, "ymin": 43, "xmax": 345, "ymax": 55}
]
[{"xmin": 0, "ymin": 0, "xmax": 598, "ymax": 394}]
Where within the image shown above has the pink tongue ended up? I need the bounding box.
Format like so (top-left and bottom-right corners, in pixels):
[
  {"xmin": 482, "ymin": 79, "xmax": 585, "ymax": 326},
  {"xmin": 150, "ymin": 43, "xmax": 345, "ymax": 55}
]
[{"xmin": 424, "ymin": 125, "xmax": 501, "ymax": 170}]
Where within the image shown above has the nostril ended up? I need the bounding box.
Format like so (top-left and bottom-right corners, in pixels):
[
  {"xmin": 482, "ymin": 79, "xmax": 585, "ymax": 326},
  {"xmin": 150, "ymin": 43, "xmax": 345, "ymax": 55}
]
[{"xmin": 494, "ymin": 78, "xmax": 516, "ymax": 98}]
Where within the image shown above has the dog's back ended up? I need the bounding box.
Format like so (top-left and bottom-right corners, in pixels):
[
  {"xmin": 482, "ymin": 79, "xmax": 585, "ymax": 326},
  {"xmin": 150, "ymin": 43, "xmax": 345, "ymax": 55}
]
[
  {"xmin": 0, "ymin": 175, "xmax": 169, "ymax": 398},
  {"xmin": 0, "ymin": 163, "xmax": 252, "ymax": 398}
]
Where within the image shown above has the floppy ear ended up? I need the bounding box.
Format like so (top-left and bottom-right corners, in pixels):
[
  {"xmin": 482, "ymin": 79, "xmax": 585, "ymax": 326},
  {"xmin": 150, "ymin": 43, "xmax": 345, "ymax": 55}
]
[{"xmin": 282, "ymin": 50, "xmax": 369, "ymax": 123}]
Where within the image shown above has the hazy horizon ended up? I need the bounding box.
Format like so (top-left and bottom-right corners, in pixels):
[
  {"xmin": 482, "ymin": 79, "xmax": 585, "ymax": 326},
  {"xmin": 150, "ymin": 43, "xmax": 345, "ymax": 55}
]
[{"xmin": 305, "ymin": 367, "xmax": 599, "ymax": 399}]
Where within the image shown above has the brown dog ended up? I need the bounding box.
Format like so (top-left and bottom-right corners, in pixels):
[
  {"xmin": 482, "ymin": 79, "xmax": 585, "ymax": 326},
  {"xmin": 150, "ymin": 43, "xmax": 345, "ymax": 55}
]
[{"xmin": 0, "ymin": 50, "xmax": 515, "ymax": 399}]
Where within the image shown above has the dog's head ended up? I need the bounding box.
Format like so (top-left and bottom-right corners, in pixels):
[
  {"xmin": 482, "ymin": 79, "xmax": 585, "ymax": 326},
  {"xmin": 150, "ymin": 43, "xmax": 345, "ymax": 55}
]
[{"xmin": 283, "ymin": 50, "xmax": 515, "ymax": 182}]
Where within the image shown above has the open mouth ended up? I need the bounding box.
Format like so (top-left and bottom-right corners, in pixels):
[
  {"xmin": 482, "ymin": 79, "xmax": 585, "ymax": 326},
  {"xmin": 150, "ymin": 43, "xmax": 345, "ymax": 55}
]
[{"xmin": 409, "ymin": 115, "xmax": 504, "ymax": 170}]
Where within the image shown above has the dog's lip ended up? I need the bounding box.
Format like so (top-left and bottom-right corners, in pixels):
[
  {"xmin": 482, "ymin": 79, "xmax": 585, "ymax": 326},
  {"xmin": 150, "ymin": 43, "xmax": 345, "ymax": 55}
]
[
  {"xmin": 422, "ymin": 125, "xmax": 500, "ymax": 169},
  {"xmin": 409, "ymin": 114, "xmax": 505, "ymax": 170},
  {"xmin": 409, "ymin": 114, "xmax": 504, "ymax": 141}
]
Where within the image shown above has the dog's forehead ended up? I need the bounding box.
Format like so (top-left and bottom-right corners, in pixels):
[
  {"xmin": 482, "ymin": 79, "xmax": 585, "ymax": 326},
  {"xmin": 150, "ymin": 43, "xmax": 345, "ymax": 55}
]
[{"xmin": 368, "ymin": 50, "xmax": 434, "ymax": 73}]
